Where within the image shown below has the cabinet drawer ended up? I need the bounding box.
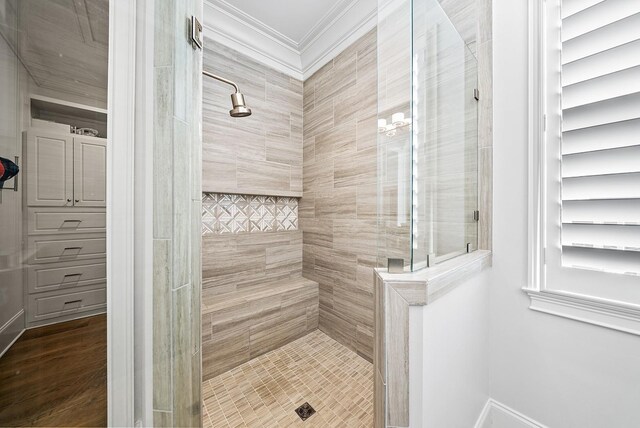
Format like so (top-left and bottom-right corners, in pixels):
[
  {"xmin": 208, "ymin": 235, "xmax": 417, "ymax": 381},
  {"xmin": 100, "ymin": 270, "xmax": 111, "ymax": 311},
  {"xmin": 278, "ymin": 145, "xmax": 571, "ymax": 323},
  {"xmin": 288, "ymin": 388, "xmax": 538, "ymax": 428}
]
[
  {"xmin": 27, "ymin": 234, "xmax": 106, "ymax": 264},
  {"xmin": 28, "ymin": 208, "xmax": 106, "ymax": 235},
  {"xmin": 27, "ymin": 285, "xmax": 106, "ymax": 323},
  {"xmin": 26, "ymin": 260, "xmax": 106, "ymax": 293}
]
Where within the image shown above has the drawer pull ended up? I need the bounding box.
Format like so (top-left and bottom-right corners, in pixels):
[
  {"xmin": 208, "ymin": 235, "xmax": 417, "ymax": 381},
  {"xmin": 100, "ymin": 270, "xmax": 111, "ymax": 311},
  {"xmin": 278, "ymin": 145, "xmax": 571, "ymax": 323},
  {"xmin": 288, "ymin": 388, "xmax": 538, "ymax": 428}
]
[
  {"xmin": 64, "ymin": 247, "xmax": 83, "ymax": 251},
  {"xmin": 63, "ymin": 273, "xmax": 82, "ymax": 278},
  {"xmin": 64, "ymin": 299, "xmax": 82, "ymax": 305},
  {"xmin": 63, "ymin": 219, "xmax": 82, "ymax": 223}
]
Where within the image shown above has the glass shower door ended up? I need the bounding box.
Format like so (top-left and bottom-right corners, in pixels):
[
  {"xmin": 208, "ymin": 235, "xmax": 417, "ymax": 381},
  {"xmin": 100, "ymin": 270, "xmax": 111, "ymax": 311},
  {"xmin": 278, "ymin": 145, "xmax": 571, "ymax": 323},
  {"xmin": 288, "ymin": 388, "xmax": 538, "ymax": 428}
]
[
  {"xmin": 411, "ymin": 0, "xmax": 479, "ymax": 269},
  {"xmin": 376, "ymin": 0, "xmax": 479, "ymax": 272}
]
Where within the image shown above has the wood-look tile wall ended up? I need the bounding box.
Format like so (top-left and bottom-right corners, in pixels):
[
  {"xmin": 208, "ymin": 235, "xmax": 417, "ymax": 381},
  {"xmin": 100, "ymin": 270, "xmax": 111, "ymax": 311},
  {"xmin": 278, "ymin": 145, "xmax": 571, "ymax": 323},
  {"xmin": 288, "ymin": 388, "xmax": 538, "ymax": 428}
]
[
  {"xmin": 202, "ymin": 231, "xmax": 303, "ymax": 300},
  {"xmin": 300, "ymin": 29, "xmax": 378, "ymax": 361},
  {"xmin": 201, "ymin": 231, "xmax": 318, "ymax": 380},
  {"xmin": 376, "ymin": 0, "xmax": 413, "ymax": 268},
  {"xmin": 477, "ymin": 0, "xmax": 493, "ymax": 251},
  {"xmin": 200, "ymin": 38, "xmax": 317, "ymax": 381},
  {"xmin": 152, "ymin": 1, "xmax": 202, "ymax": 426},
  {"xmin": 202, "ymin": 38, "xmax": 304, "ymax": 197}
]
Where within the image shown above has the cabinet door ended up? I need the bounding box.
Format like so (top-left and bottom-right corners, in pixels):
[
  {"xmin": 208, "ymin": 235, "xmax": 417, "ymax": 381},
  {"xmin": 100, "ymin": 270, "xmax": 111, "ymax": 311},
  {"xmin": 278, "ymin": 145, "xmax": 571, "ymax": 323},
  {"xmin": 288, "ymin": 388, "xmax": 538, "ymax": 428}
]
[
  {"xmin": 26, "ymin": 132, "xmax": 73, "ymax": 207},
  {"xmin": 73, "ymin": 137, "xmax": 107, "ymax": 207}
]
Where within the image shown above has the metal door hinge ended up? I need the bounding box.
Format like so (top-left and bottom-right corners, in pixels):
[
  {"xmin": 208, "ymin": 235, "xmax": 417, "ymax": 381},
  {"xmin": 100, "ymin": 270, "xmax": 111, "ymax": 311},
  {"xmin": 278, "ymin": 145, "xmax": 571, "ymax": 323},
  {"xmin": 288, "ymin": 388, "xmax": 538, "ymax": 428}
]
[
  {"xmin": 473, "ymin": 210, "xmax": 480, "ymax": 221},
  {"xmin": 190, "ymin": 16, "xmax": 203, "ymax": 50},
  {"xmin": 474, "ymin": 88, "xmax": 480, "ymax": 101}
]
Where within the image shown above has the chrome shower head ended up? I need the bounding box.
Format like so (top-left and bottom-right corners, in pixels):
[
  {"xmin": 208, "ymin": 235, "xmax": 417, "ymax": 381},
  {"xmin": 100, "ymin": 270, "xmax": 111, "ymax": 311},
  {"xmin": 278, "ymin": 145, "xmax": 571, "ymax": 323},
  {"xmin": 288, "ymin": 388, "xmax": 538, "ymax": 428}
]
[
  {"xmin": 230, "ymin": 92, "xmax": 252, "ymax": 117},
  {"xmin": 203, "ymin": 70, "xmax": 253, "ymax": 118}
]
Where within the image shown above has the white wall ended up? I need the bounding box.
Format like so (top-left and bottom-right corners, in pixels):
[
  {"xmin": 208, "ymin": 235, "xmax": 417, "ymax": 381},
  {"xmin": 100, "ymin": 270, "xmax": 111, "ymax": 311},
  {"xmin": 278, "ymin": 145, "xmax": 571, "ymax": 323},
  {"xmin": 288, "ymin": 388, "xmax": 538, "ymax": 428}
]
[
  {"xmin": 0, "ymin": 29, "xmax": 27, "ymax": 356},
  {"xmin": 414, "ymin": 269, "xmax": 491, "ymax": 427},
  {"xmin": 489, "ymin": 1, "xmax": 640, "ymax": 427}
]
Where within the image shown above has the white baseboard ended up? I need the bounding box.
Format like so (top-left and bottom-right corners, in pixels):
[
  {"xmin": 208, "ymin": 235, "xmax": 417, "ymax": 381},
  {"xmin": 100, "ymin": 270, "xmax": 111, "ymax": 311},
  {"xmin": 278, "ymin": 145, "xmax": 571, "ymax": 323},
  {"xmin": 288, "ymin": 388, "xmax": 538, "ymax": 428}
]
[
  {"xmin": 0, "ymin": 310, "xmax": 25, "ymax": 358},
  {"xmin": 475, "ymin": 399, "xmax": 548, "ymax": 428}
]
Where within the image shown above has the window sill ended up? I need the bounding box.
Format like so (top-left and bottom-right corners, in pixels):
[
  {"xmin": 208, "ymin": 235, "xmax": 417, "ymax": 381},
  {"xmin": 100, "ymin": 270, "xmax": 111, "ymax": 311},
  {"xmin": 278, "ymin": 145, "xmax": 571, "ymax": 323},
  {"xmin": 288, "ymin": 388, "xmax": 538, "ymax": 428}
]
[{"xmin": 524, "ymin": 289, "xmax": 640, "ymax": 336}]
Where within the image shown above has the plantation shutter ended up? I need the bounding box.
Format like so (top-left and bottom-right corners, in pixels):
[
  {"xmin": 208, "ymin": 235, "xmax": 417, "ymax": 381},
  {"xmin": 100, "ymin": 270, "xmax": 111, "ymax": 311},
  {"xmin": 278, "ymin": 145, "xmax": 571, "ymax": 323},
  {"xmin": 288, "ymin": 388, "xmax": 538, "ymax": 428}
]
[{"xmin": 560, "ymin": 0, "xmax": 640, "ymax": 276}]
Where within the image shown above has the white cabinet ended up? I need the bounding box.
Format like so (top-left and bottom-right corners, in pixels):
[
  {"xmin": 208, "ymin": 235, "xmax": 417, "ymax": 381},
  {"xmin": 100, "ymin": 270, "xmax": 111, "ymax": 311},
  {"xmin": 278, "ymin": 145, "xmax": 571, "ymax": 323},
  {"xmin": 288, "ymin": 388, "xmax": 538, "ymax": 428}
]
[
  {"xmin": 25, "ymin": 131, "xmax": 106, "ymax": 208},
  {"xmin": 25, "ymin": 132, "xmax": 73, "ymax": 207},
  {"xmin": 73, "ymin": 138, "xmax": 107, "ymax": 207},
  {"xmin": 23, "ymin": 129, "xmax": 107, "ymax": 327}
]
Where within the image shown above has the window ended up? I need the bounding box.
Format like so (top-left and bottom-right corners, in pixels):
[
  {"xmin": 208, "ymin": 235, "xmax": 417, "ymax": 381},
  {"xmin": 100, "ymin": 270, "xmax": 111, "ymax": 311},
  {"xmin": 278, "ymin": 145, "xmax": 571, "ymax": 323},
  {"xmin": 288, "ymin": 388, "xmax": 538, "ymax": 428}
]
[{"xmin": 526, "ymin": 0, "xmax": 640, "ymax": 334}]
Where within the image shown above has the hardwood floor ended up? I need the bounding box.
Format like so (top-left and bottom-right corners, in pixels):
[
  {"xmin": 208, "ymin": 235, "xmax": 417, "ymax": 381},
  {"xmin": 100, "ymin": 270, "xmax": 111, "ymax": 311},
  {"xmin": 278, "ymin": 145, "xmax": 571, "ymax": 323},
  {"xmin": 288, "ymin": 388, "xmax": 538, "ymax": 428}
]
[{"xmin": 0, "ymin": 315, "xmax": 107, "ymax": 427}]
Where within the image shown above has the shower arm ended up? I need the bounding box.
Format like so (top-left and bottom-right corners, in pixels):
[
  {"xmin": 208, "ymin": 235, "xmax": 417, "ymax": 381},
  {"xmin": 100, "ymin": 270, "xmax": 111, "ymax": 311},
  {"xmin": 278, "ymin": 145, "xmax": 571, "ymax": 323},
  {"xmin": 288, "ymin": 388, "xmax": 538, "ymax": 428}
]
[{"xmin": 203, "ymin": 70, "xmax": 239, "ymax": 93}]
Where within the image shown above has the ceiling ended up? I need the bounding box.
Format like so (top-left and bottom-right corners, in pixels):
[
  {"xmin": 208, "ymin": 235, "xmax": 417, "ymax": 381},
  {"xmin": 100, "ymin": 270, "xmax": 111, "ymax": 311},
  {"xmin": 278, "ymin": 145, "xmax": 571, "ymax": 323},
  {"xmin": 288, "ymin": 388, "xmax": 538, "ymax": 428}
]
[
  {"xmin": 224, "ymin": 0, "xmax": 344, "ymax": 45},
  {"xmin": 11, "ymin": 0, "xmax": 109, "ymax": 104}
]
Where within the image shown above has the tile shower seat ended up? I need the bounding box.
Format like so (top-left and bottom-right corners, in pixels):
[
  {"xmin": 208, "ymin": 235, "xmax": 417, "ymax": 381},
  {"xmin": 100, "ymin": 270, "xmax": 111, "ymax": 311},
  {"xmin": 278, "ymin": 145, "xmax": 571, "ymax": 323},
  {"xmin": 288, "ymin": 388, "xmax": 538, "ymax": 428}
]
[{"xmin": 201, "ymin": 276, "xmax": 319, "ymax": 380}]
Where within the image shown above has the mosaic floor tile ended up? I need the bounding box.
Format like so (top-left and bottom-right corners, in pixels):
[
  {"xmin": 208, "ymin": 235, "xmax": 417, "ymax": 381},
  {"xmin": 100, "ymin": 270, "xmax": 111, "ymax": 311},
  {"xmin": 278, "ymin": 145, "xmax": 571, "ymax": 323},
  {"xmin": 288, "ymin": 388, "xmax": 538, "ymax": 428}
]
[{"xmin": 203, "ymin": 330, "xmax": 373, "ymax": 427}]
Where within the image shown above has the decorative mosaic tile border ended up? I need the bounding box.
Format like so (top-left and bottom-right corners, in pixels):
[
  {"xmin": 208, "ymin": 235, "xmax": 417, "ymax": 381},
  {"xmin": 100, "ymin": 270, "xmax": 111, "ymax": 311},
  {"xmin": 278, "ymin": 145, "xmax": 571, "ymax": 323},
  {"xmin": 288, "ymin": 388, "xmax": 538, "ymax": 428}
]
[{"xmin": 202, "ymin": 193, "xmax": 298, "ymax": 235}]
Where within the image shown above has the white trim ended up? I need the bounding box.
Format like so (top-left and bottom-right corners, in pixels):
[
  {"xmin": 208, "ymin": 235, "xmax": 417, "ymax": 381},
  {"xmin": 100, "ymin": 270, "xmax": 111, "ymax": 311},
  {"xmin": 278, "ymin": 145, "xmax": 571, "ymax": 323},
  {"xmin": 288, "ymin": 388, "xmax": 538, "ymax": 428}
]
[
  {"xmin": 300, "ymin": 5, "xmax": 377, "ymax": 78},
  {"xmin": 202, "ymin": 1, "xmax": 303, "ymax": 79},
  {"xmin": 474, "ymin": 399, "xmax": 548, "ymax": 428},
  {"xmin": 0, "ymin": 329, "xmax": 24, "ymax": 359},
  {"xmin": 202, "ymin": 0, "xmax": 377, "ymax": 80},
  {"xmin": 474, "ymin": 398, "xmax": 492, "ymax": 428},
  {"xmin": 298, "ymin": 0, "xmax": 359, "ymax": 48},
  {"xmin": 525, "ymin": 0, "xmax": 640, "ymax": 335},
  {"xmin": 107, "ymin": 0, "xmax": 136, "ymax": 426},
  {"xmin": 133, "ymin": 0, "xmax": 155, "ymax": 425},
  {"xmin": 526, "ymin": 290, "xmax": 640, "ymax": 336},
  {"xmin": 527, "ymin": 0, "xmax": 545, "ymax": 293},
  {"xmin": 210, "ymin": 0, "xmax": 298, "ymax": 50},
  {"xmin": 29, "ymin": 94, "xmax": 108, "ymax": 115},
  {"xmin": 0, "ymin": 309, "xmax": 23, "ymax": 335},
  {"xmin": 0, "ymin": 310, "xmax": 25, "ymax": 359}
]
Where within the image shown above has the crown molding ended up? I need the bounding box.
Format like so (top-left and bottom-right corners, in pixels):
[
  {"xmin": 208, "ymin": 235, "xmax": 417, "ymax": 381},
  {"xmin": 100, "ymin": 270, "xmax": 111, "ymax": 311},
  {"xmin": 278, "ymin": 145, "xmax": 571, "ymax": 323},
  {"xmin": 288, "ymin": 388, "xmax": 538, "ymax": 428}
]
[
  {"xmin": 300, "ymin": 0, "xmax": 377, "ymax": 79},
  {"xmin": 202, "ymin": 0, "xmax": 303, "ymax": 79},
  {"xmin": 208, "ymin": 0, "xmax": 299, "ymax": 50},
  {"xmin": 202, "ymin": 0, "xmax": 377, "ymax": 81}
]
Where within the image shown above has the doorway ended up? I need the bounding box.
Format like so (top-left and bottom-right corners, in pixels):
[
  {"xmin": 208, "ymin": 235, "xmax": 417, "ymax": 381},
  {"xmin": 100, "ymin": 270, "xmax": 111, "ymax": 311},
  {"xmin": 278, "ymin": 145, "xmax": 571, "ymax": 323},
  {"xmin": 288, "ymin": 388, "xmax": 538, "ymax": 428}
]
[{"xmin": 0, "ymin": 1, "xmax": 109, "ymax": 425}]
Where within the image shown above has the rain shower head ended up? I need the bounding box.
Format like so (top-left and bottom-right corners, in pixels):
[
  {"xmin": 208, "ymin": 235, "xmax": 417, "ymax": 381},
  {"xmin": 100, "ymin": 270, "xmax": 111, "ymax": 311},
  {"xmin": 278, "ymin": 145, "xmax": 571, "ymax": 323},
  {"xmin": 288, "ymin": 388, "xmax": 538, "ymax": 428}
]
[{"xmin": 203, "ymin": 70, "xmax": 252, "ymax": 118}]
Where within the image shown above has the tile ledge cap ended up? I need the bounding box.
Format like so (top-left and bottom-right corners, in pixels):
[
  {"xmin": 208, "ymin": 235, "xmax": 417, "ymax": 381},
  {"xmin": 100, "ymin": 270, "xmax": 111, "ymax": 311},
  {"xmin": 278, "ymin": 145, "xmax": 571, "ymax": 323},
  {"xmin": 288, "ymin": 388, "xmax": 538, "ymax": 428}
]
[{"xmin": 376, "ymin": 250, "xmax": 492, "ymax": 305}]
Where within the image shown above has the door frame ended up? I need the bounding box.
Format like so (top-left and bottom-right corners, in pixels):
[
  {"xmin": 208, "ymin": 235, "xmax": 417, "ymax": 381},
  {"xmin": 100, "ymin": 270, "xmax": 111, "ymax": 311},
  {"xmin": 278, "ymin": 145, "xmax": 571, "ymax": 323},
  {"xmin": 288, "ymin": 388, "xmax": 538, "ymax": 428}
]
[{"xmin": 108, "ymin": 0, "xmax": 155, "ymax": 425}]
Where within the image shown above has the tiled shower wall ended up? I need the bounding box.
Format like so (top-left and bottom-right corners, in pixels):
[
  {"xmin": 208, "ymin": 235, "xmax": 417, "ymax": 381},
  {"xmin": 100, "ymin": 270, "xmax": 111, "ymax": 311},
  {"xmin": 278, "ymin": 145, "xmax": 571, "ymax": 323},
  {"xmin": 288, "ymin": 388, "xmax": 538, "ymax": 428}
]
[
  {"xmin": 200, "ymin": 36, "xmax": 312, "ymax": 380},
  {"xmin": 202, "ymin": 38, "xmax": 303, "ymax": 197},
  {"xmin": 152, "ymin": 0, "xmax": 202, "ymax": 426},
  {"xmin": 300, "ymin": 29, "xmax": 379, "ymax": 361}
]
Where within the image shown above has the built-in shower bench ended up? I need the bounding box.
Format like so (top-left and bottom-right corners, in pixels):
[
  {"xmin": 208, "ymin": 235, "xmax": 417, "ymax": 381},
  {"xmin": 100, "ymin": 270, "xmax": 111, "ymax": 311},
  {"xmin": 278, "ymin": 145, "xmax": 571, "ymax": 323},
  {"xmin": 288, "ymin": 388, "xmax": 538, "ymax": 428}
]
[{"xmin": 201, "ymin": 275, "xmax": 319, "ymax": 380}]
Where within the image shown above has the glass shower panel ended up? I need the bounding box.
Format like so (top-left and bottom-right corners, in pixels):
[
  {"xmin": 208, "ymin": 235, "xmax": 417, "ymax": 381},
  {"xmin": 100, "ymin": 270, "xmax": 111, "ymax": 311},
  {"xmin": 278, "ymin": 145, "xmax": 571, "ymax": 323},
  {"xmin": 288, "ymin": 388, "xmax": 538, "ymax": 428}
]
[
  {"xmin": 411, "ymin": 0, "xmax": 478, "ymax": 269},
  {"xmin": 377, "ymin": 0, "xmax": 414, "ymax": 269},
  {"xmin": 376, "ymin": 0, "xmax": 478, "ymax": 272}
]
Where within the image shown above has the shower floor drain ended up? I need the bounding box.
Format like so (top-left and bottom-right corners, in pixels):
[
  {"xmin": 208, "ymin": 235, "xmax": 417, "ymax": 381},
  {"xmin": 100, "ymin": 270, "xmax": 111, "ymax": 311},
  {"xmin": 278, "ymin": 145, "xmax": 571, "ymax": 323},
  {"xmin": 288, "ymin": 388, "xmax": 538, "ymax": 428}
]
[{"xmin": 295, "ymin": 402, "xmax": 316, "ymax": 421}]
